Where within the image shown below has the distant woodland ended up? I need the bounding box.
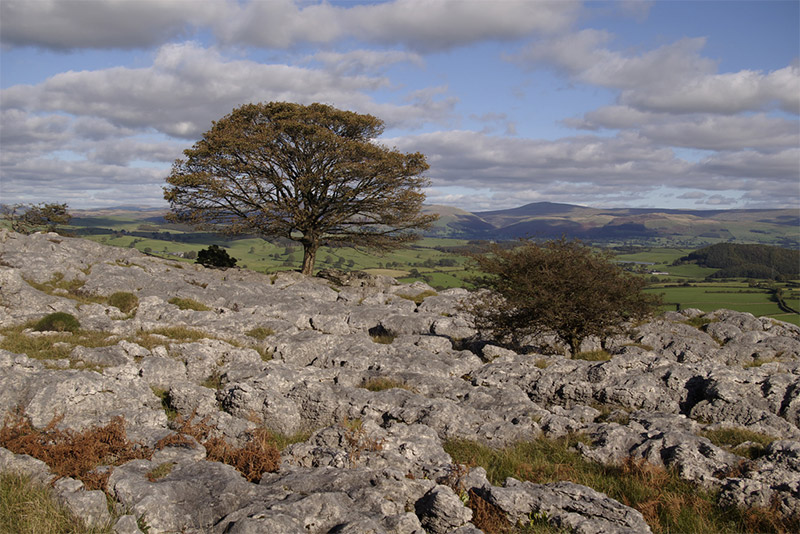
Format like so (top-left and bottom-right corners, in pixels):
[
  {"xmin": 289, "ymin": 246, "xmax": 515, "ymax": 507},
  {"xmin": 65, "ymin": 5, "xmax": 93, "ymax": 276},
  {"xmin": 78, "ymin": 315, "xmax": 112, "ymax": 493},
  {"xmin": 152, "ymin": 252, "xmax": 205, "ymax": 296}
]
[{"xmin": 674, "ymin": 243, "xmax": 800, "ymax": 280}]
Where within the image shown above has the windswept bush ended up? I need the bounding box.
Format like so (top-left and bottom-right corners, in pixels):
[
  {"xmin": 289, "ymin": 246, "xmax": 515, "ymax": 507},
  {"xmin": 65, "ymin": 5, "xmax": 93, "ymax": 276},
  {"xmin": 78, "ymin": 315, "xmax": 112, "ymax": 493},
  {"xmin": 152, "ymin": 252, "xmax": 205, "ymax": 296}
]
[
  {"xmin": 466, "ymin": 238, "xmax": 660, "ymax": 355},
  {"xmin": 196, "ymin": 244, "xmax": 237, "ymax": 269}
]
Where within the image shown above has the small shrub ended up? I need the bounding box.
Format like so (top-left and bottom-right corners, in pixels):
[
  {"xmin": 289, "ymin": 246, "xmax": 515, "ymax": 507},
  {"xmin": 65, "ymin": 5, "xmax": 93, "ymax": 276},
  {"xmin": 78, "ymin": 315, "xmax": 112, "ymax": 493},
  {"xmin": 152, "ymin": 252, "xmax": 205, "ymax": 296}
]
[
  {"xmin": 370, "ymin": 332, "xmax": 396, "ymax": 345},
  {"xmin": 196, "ymin": 245, "xmax": 237, "ymax": 269},
  {"xmin": 106, "ymin": 291, "xmax": 138, "ymax": 314},
  {"xmin": 168, "ymin": 297, "xmax": 211, "ymax": 311},
  {"xmin": 534, "ymin": 358, "xmax": 549, "ymax": 369},
  {"xmin": 33, "ymin": 312, "xmax": 80, "ymax": 333},
  {"xmin": 201, "ymin": 371, "xmax": 223, "ymax": 391}
]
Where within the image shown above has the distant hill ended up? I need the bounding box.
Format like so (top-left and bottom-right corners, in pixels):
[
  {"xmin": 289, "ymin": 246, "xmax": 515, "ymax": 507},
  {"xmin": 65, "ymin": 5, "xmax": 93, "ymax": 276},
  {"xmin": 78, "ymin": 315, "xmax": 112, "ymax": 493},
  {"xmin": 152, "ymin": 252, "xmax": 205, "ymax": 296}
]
[
  {"xmin": 423, "ymin": 202, "xmax": 799, "ymax": 247},
  {"xmin": 66, "ymin": 202, "xmax": 799, "ymax": 248}
]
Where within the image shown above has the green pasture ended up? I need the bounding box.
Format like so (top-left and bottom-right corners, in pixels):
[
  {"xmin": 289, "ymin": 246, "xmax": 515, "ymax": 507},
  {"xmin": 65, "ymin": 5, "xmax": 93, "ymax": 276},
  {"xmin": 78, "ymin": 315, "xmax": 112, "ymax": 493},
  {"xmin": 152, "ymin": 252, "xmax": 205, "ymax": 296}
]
[{"xmin": 646, "ymin": 284, "xmax": 800, "ymax": 326}]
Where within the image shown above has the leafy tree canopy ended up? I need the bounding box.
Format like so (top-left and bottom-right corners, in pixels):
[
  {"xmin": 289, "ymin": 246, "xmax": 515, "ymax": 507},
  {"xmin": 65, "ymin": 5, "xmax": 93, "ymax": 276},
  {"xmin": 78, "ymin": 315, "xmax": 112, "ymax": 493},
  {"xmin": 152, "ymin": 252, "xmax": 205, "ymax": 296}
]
[
  {"xmin": 164, "ymin": 102, "xmax": 437, "ymax": 275},
  {"xmin": 467, "ymin": 238, "xmax": 660, "ymax": 355},
  {"xmin": 675, "ymin": 243, "xmax": 799, "ymax": 280},
  {"xmin": 2, "ymin": 203, "xmax": 71, "ymax": 235}
]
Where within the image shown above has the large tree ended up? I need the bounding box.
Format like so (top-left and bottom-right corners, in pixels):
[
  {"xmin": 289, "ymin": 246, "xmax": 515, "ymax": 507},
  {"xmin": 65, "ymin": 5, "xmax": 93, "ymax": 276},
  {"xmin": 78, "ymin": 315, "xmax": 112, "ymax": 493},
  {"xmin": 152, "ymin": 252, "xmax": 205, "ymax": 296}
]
[
  {"xmin": 467, "ymin": 238, "xmax": 660, "ymax": 355},
  {"xmin": 164, "ymin": 102, "xmax": 436, "ymax": 275}
]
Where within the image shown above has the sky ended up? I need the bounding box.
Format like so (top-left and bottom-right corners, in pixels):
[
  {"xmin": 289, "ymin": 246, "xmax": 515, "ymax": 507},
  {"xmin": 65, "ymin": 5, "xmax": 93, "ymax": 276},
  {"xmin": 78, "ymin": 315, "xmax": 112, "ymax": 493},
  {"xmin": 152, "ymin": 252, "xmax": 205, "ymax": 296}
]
[{"xmin": 0, "ymin": 0, "xmax": 798, "ymax": 212}]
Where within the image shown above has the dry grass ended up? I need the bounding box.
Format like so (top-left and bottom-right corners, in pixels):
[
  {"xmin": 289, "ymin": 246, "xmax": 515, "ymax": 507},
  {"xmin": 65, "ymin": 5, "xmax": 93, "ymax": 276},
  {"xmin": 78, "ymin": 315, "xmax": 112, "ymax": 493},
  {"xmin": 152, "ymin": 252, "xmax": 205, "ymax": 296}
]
[
  {"xmin": 396, "ymin": 289, "xmax": 438, "ymax": 304},
  {"xmin": 360, "ymin": 376, "xmax": 413, "ymax": 392},
  {"xmin": 444, "ymin": 436, "xmax": 799, "ymax": 534},
  {"xmin": 0, "ymin": 472, "xmax": 110, "ymax": 534},
  {"xmin": 573, "ymin": 350, "xmax": 612, "ymax": 361}
]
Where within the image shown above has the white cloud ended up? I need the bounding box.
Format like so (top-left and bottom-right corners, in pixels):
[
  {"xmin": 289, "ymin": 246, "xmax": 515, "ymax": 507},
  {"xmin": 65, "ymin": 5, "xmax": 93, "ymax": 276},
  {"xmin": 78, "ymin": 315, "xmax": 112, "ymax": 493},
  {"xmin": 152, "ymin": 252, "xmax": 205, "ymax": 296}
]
[
  {"xmin": 0, "ymin": 0, "xmax": 223, "ymax": 50},
  {"xmin": 573, "ymin": 107, "xmax": 799, "ymax": 151},
  {"xmin": 1, "ymin": 42, "xmax": 451, "ymax": 140},
  {"xmin": 310, "ymin": 50, "xmax": 424, "ymax": 76},
  {"xmin": 2, "ymin": 0, "xmax": 580, "ymax": 52},
  {"xmin": 517, "ymin": 31, "xmax": 800, "ymax": 115}
]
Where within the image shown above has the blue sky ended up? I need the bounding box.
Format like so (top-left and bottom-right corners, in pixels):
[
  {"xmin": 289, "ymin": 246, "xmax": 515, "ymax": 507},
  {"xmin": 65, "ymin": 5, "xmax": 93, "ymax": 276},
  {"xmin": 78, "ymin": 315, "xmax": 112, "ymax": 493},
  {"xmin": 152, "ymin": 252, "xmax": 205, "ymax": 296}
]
[{"xmin": 1, "ymin": 0, "xmax": 798, "ymax": 212}]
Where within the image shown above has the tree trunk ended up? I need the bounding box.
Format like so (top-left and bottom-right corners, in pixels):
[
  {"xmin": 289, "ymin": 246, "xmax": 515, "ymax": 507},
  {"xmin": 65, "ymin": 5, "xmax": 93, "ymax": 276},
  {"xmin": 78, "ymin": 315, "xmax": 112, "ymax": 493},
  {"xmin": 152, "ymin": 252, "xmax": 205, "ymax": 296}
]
[{"xmin": 301, "ymin": 241, "xmax": 318, "ymax": 276}]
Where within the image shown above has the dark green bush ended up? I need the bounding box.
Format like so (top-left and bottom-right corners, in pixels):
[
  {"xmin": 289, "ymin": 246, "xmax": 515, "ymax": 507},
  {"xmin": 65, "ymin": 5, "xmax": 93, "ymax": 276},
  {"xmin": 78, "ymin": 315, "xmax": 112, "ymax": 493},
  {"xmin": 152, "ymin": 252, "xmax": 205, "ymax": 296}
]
[
  {"xmin": 196, "ymin": 245, "xmax": 237, "ymax": 269},
  {"xmin": 33, "ymin": 312, "xmax": 80, "ymax": 333}
]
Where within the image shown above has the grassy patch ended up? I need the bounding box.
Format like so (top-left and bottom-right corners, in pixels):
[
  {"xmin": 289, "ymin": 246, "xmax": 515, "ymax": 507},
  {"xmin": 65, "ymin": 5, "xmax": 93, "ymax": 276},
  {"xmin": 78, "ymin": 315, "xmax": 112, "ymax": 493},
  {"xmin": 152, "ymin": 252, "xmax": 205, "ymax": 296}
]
[
  {"xmin": 444, "ymin": 436, "xmax": 795, "ymax": 534},
  {"xmin": 360, "ymin": 377, "xmax": 413, "ymax": 392},
  {"xmin": 145, "ymin": 462, "xmax": 174, "ymax": 482},
  {"xmin": 0, "ymin": 471, "xmax": 110, "ymax": 534},
  {"xmin": 0, "ymin": 322, "xmax": 115, "ymax": 364},
  {"xmin": 396, "ymin": 289, "xmax": 438, "ymax": 304},
  {"xmin": 106, "ymin": 292, "xmax": 138, "ymax": 314},
  {"xmin": 573, "ymin": 350, "xmax": 612, "ymax": 362},
  {"xmin": 245, "ymin": 326, "xmax": 275, "ymax": 340},
  {"xmin": 701, "ymin": 427, "xmax": 777, "ymax": 460},
  {"xmin": 150, "ymin": 387, "xmax": 179, "ymax": 421},
  {"xmin": 168, "ymin": 297, "xmax": 212, "ymax": 311}
]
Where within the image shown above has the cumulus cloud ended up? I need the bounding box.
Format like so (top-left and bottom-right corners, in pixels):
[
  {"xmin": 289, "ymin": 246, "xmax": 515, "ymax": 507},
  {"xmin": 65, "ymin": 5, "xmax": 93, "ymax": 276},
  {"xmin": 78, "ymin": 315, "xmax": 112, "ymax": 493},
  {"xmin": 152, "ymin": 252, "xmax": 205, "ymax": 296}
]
[
  {"xmin": 516, "ymin": 31, "xmax": 800, "ymax": 115},
  {"xmin": 389, "ymin": 129, "xmax": 798, "ymax": 209},
  {"xmin": 2, "ymin": 0, "xmax": 580, "ymax": 52},
  {"xmin": 1, "ymin": 42, "xmax": 452, "ymax": 140},
  {"xmin": 0, "ymin": 0, "xmax": 222, "ymax": 50},
  {"xmin": 572, "ymin": 107, "xmax": 799, "ymax": 151}
]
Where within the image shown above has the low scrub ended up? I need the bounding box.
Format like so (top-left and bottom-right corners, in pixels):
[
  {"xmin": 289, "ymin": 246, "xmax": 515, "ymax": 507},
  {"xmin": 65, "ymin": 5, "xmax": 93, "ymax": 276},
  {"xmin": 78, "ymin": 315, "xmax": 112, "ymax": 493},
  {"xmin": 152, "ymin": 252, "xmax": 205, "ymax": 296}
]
[
  {"xmin": 34, "ymin": 312, "xmax": 81, "ymax": 333},
  {"xmin": 0, "ymin": 412, "xmax": 150, "ymax": 491},
  {"xmin": 0, "ymin": 410, "xmax": 283, "ymax": 490},
  {"xmin": 444, "ymin": 436, "xmax": 797, "ymax": 534},
  {"xmin": 170, "ymin": 415, "xmax": 279, "ymax": 483}
]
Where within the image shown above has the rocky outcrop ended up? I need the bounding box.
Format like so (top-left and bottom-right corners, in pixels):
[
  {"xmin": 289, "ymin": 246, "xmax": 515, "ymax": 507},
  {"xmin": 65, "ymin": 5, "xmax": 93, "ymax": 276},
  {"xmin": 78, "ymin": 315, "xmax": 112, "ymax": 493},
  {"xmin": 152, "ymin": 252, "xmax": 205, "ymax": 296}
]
[{"xmin": 1, "ymin": 229, "xmax": 798, "ymax": 533}]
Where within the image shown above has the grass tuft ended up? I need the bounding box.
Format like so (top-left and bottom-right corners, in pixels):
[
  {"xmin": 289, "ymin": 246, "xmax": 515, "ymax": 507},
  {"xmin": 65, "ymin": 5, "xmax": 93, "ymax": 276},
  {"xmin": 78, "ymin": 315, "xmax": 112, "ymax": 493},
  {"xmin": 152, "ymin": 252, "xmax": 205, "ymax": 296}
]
[
  {"xmin": 245, "ymin": 326, "xmax": 275, "ymax": 340},
  {"xmin": 573, "ymin": 349, "xmax": 611, "ymax": 361},
  {"xmin": 701, "ymin": 427, "xmax": 777, "ymax": 460},
  {"xmin": 168, "ymin": 297, "xmax": 212, "ymax": 311},
  {"xmin": 396, "ymin": 289, "xmax": 438, "ymax": 304},
  {"xmin": 106, "ymin": 292, "xmax": 138, "ymax": 314},
  {"xmin": 360, "ymin": 377, "xmax": 413, "ymax": 392}
]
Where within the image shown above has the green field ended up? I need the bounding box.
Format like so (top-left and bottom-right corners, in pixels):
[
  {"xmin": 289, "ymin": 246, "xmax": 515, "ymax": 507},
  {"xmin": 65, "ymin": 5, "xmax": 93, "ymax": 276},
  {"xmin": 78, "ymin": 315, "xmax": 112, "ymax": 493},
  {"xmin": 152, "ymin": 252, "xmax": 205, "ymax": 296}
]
[{"xmin": 646, "ymin": 283, "xmax": 800, "ymax": 326}]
